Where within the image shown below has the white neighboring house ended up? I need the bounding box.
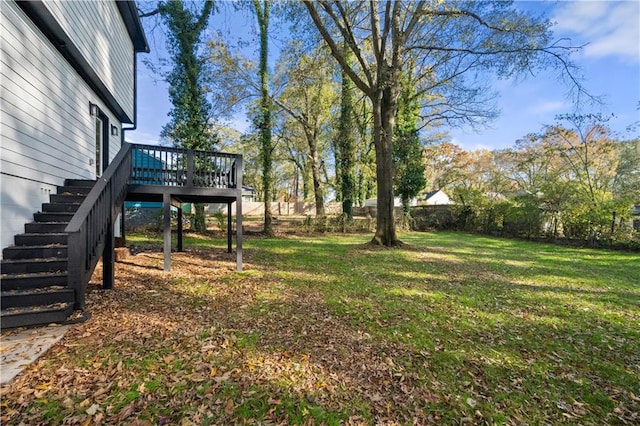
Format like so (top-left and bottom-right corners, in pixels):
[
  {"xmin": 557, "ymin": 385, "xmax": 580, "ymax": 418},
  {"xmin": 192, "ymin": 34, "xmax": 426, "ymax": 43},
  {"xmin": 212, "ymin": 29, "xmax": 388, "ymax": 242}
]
[
  {"xmin": 0, "ymin": 0, "xmax": 148, "ymax": 252},
  {"xmin": 423, "ymin": 190, "xmax": 454, "ymax": 205},
  {"xmin": 364, "ymin": 197, "xmax": 418, "ymax": 208}
]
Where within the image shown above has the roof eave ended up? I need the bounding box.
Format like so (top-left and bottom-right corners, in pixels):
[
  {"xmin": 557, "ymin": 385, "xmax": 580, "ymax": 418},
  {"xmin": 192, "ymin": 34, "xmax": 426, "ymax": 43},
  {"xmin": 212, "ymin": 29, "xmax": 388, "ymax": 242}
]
[{"xmin": 116, "ymin": 1, "xmax": 150, "ymax": 53}]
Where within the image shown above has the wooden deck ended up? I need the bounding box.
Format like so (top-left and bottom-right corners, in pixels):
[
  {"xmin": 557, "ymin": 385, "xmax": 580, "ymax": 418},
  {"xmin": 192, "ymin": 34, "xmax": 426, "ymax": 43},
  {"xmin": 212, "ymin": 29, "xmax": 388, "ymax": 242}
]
[{"xmin": 124, "ymin": 144, "xmax": 243, "ymax": 272}]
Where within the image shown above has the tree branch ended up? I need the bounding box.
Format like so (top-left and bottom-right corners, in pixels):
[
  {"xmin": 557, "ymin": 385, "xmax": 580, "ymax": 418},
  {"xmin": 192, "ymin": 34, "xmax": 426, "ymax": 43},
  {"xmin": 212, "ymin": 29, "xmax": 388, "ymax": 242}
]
[
  {"xmin": 302, "ymin": 1, "xmax": 373, "ymax": 96},
  {"xmin": 138, "ymin": 8, "xmax": 160, "ymax": 18}
]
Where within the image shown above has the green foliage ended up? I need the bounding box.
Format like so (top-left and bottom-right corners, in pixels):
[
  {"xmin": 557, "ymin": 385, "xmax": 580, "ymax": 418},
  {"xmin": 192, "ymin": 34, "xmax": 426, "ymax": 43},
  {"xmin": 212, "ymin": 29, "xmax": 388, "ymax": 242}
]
[
  {"xmin": 213, "ymin": 211, "xmax": 226, "ymax": 231},
  {"xmin": 423, "ymin": 113, "xmax": 638, "ymax": 247},
  {"xmin": 273, "ymin": 42, "xmax": 336, "ymax": 217},
  {"xmin": 336, "ymin": 43, "xmax": 357, "ymax": 220},
  {"xmin": 158, "ymin": 0, "xmax": 217, "ymax": 233},
  {"xmin": 254, "ymin": 0, "xmax": 274, "ymax": 235},
  {"xmin": 614, "ymin": 138, "xmax": 640, "ymax": 201},
  {"xmin": 501, "ymin": 194, "xmax": 544, "ymax": 239},
  {"xmin": 159, "ymin": 0, "xmax": 217, "ymax": 151},
  {"xmin": 393, "ymin": 72, "xmax": 427, "ymax": 215},
  {"xmin": 354, "ymin": 101, "xmax": 376, "ymax": 207}
]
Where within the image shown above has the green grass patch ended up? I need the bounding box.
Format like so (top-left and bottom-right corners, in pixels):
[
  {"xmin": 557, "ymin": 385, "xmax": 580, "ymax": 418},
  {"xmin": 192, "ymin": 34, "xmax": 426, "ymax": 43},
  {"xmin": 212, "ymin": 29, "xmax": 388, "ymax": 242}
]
[{"xmin": 3, "ymin": 231, "xmax": 637, "ymax": 425}]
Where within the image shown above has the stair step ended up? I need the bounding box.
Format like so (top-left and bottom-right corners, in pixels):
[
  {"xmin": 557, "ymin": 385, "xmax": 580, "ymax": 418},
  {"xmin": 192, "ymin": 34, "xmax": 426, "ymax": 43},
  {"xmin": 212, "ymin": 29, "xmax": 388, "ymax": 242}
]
[
  {"xmin": 42, "ymin": 203, "xmax": 80, "ymax": 213},
  {"xmin": 50, "ymin": 194, "xmax": 86, "ymax": 204},
  {"xmin": 0, "ymin": 302, "xmax": 74, "ymax": 329},
  {"xmin": 64, "ymin": 179, "xmax": 96, "ymax": 188},
  {"xmin": 57, "ymin": 186, "xmax": 92, "ymax": 196},
  {"xmin": 15, "ymin": 233, "xmax": 68, "ymax": 246},
  {"xmin": 2, "ymin": 245, "xmax": 67, "ymax": 260},
  {"xmin": 1, "ymin": 257, "xmax": 67, "ymax": 274},
  {"xmin": 1, "ymin": 287, "xmax": 74, "ymax": 309},
  {"xmin": 1, "ymin": 272, "xmax": 67, "ymax": 291},
  {"xmin": 24, "ymin": 222, "xmax": 68, "ymax": 233},
  {"xmin": 34, "ymin": 212, "xmax": 74, "ymax": 222}
]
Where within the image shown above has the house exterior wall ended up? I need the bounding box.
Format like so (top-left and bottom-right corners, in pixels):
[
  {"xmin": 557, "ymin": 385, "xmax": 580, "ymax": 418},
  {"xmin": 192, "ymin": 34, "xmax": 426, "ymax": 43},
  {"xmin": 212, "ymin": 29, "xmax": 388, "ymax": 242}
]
[
  {"xmin": 424, "ymin": 190, "xmax": 453, "ymax": 206},
  {"xmin": 0, "ymin": 1, "xmax": 134, "ymax": 251},
  {"xmin": 43, "ymin": 0, "xmax": 135, "ymax": 122}
]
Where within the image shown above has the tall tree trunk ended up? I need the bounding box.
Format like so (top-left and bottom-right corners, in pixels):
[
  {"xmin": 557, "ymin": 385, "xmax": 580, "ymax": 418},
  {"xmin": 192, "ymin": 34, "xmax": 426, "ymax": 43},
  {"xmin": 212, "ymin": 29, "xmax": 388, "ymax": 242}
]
[
  {"xmin": 371, "ymin": 67, "xmax": 400, "ymax": 246},
  {"xmin": 302, "ymin": 162, "xmax": 310, "ymax": 201},
  {"xmin": 333, "ymin": 140, "xmax": 342, "ymax": 203},
  {"xmin": 157, "ymin": 0, "xmax": 216, "ymax": 235},
  {"xmin": 338, "ymin": 48, "xmax": 356, "ymax": 220},
  {"xmin": 193, "ymin": 203, "xmax": 206, "ymax": 232},
  {"xmin": 254, "ymin": 0, "xmax": 273, "ymax": 234},
  {"xmin": 305, "ymin": 129, "xmax": 325, "ymax": 217}
]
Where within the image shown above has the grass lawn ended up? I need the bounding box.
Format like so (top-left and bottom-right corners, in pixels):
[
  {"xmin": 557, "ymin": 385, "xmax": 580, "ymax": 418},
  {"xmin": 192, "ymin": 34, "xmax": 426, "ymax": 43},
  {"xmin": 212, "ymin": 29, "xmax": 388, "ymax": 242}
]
[{"xmin": 1, "ymin": 231, "xmax": 638, "ymax": 425}]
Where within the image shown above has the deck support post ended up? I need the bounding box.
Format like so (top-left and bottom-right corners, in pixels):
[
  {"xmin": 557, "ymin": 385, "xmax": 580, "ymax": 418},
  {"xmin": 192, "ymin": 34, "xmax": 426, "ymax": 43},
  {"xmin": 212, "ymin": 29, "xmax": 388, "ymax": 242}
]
[
  {"xmin": 227, "ymin": 202, "xmax": 232, "ymax": 253},
  {"xmin": 103, "ymin": 218, "xmax": 115, "ymax": 289},
  {"xmin": 163, "ymin": 192, "xmax": 171, "ymax": 271},
  {"xmin": 235, "ymin": 157, "xmax": 243, "ymax": 272},
  {"xmin": 177, "ymin": 204, "xmax": 184, "ymax": 252},
  {"xmin": 235, "ymin": 197, "xmax": 243, "ymax": 271}
]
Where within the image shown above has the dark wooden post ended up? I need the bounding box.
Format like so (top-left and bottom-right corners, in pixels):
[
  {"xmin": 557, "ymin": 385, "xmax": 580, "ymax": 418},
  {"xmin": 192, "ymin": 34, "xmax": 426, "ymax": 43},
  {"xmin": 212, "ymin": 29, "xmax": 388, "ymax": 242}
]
[
  {"xmin": 103, "ymin": 217, "xmax": 115, "ymax": 289},
  {"xmin": 227, "ymin": 201, "xmax": 232, "ymax": 253},
  {"xmin": 177, "ymin": 204, "xmax": 184, "ymax": 252},
  {"xmin": 187, "ymin": 150, "xmax": 194, "ymax": 187},
  {"xmin": 235, "ymin": 156, "xmax": 243, "ymax": 272},
  {"xmin": 163, "ymin": 192, "xmax": 171, "ymax": 271},
  {"xmin": 67, "ymin": 230, "xmax": 85, "ymax": 310}
]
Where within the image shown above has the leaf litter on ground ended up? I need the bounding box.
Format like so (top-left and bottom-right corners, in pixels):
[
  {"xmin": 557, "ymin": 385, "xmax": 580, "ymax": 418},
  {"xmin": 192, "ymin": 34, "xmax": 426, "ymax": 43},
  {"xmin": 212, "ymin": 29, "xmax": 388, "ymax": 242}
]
[{"xmin": 0, "ymin": 232, "xmax": 638, "ymax": 425}]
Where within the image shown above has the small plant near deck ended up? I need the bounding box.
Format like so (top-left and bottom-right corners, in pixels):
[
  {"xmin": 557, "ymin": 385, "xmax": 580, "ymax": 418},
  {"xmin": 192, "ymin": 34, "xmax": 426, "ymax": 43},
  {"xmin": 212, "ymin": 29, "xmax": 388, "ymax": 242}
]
[{"xmin": 213, "ymin": 211, "xmax": 226, "ymax": 231}]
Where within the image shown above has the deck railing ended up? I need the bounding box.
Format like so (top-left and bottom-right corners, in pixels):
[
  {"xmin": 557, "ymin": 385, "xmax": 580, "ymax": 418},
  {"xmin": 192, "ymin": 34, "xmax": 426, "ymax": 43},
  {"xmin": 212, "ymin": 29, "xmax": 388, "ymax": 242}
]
[
  {"xmin": 66, "ymin": 143, "xmax": 133, "ymax": 310},
  {"xmin": 65, "ymin": 143, "xmax": 243, "ymax": 310},
  {"xmin": 131, "ymin": 143, "xmax": 240, "ymax": 189},
  {"xmin": 65, "ymin": 143, "xmax": 243, "ymax": 309}
]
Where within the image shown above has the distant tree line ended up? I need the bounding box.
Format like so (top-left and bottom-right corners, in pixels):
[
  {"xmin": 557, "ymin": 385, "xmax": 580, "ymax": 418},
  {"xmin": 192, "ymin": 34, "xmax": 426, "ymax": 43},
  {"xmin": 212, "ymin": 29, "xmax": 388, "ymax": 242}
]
[
  {"xmin": 416, "ymin": 114, "xmax": 640, "ymax": 248},
  {"xmin": 139, "ymin": 0, "xmax": 619, "ymax": 247}
]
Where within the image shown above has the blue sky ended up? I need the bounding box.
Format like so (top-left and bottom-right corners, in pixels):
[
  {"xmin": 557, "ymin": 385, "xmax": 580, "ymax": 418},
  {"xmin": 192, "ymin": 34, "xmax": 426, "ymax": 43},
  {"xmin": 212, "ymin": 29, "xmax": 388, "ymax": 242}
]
[{"xmin": 131, "ymin": 0, "xmax": 640, "ymax": 152}]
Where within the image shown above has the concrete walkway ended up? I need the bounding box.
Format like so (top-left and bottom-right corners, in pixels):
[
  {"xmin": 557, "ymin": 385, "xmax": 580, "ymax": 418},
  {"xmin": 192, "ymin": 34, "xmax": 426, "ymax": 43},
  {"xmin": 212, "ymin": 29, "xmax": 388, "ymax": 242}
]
[{"xmin": 1, "ymin": 325, "xmax": 71, "ymax": 385}]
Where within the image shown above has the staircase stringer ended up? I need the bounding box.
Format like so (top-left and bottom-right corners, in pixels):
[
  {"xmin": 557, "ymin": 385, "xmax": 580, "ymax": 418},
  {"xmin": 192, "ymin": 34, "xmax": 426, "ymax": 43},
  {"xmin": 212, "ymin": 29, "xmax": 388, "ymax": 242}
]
[{"xmin": 66, "ymin": 143, "xmax": 133, "ymax": 310}]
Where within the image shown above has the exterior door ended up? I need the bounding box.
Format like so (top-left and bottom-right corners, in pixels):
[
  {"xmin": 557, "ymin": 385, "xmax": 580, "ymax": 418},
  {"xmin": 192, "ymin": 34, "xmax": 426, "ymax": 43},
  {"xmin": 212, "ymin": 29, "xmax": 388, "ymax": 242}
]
[
  {"xmin": 95, "ymin": 116, "xmax": 103, "ymax": 177},
  {"xmin": 94, "ymin": 110, "xmax": 108, "ymax": 178}
]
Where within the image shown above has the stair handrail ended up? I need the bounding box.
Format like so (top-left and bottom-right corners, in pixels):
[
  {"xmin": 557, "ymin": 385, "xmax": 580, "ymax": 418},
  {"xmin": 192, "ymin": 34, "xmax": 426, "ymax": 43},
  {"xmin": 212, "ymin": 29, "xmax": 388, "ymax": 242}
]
[{"xmin": 66, "ymin": 143, "xmax": 133, "ymax": 310}]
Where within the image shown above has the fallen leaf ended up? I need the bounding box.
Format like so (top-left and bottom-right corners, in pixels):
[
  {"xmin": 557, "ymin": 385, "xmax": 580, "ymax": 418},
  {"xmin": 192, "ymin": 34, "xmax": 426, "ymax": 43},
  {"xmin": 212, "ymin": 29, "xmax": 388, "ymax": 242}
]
[
  {"xmin": 118, "ymin": 402, "xmax": 135, "ymax": 421},
  {"xmin": 86, "ymin": 403, "xmax": 99, "ymax": 416},
  {"xmin": 225, "ymin": 398, "xmax": 234, "ymax": 415}
]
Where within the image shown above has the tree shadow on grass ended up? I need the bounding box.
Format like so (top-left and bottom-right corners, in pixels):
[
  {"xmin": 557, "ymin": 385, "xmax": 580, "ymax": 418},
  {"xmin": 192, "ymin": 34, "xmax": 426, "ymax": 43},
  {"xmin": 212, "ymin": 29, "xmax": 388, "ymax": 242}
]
[{"xmin": 6, "ymin": 234, "xmax": 635, "ymax": 424}]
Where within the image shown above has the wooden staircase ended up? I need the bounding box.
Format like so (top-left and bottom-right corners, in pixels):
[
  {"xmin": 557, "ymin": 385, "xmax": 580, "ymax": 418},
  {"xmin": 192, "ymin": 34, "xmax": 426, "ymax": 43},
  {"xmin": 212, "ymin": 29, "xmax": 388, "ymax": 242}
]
[
  {"xmin": 1, "ymin": 143, "xmax": 243, "ymax": 329},
  {"xmin": 1, "ymin": 179, "xmax": 95, "ymax": 329}
]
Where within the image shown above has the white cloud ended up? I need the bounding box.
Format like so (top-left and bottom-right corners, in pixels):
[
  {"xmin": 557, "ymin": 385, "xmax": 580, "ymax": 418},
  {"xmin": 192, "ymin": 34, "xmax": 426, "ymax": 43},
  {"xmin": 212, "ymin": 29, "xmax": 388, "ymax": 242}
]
[{"xmin": 552, "ymin": 1, "xmax": 640, "ymax": 63}]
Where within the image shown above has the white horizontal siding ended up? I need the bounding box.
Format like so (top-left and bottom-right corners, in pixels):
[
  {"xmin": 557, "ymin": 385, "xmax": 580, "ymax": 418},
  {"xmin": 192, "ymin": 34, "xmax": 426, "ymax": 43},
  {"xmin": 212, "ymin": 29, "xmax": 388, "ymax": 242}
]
[
  {"xmin": 44, "ymin": 0, "xmax": 135, "ymax": 121},
  {"xmin": 1, "ymin": 1, "xmax": 124, "ymax": 250},
  {"xmin": 0, "ymin": 175, "xmax": 58, "ymax": 252},
  {"xmin": 1, "ymin": 2, "xmax": 94, "ymax": 181}
]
